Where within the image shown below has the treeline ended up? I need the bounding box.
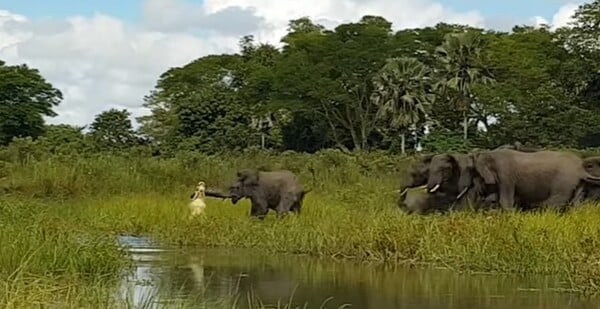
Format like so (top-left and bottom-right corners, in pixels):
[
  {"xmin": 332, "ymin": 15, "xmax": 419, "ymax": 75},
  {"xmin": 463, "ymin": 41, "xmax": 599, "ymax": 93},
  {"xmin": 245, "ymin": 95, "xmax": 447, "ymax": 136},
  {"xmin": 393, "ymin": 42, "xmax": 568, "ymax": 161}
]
[{"xmin": 3, "ymin": 1, "xmax": 600, "ymax": 157}]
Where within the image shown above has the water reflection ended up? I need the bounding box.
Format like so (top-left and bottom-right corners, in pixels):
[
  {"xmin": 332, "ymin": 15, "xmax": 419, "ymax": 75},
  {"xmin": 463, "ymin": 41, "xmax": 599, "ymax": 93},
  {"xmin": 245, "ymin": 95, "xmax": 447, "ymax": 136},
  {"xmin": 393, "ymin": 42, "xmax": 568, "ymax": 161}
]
[{"xmin": 117, "ymin": 235, "xmax": 599, "ymax": 309}]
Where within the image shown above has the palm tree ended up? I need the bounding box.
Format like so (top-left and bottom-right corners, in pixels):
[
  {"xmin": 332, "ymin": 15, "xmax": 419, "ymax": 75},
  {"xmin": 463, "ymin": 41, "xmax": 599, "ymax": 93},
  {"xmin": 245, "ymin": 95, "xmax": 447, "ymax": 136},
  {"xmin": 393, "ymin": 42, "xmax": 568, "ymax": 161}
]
[
  {"xmin": 371, "ymin": 57, "xmax": 434, "ymax": 154},
  {"xmin": 435, "ymin": 31, "xmax": 494, "ymax": 141}
]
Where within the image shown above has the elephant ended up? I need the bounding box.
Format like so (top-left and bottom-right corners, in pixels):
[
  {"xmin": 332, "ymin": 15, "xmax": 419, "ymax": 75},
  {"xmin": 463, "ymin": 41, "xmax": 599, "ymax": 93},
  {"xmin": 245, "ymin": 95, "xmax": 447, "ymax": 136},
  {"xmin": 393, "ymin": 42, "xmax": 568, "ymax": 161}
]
[
  {"xmin": 465, "ymin": 149, "xmax": 600, "ymax": 211},
  {"xmin": 425, "ymin": 153, "xmax": 494, "ymax": 211},
  {"xmin": 582, "ymin": 156, "xmax": 600, "ymax": 202},
  {"xmin": 398, "ymin": 187, "xmax": 456, "ymax": 215},
  {"xmin": 494, "ymin": 141, "xmax": 542, "ymax": 152},
  {"xmin": 398, "ymin": 154, "xmax": 434, "ymax": 199},
  {"xmin": 583, "ymin": 156, "xmax": 600, "ymax": 176},
  {"xmin": 224, "ymin": 169, "xmax": 311, "ymax": 219}
]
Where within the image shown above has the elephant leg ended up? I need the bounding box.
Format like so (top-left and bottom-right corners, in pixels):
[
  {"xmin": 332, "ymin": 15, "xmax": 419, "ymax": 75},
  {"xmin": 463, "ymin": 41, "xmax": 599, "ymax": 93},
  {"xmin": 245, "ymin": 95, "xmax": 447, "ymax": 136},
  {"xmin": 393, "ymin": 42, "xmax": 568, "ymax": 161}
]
[
  {"xmin": 587, "ymin": 186, "xmax": 600, "ymax": 202},
  {"xmin": 275, "ymin": 196, "xmax": 294, "ymax": 219},
  {"xmin": 540, "ymin": 193, "xmax": 572, "ymax": 213},
  {"xmin": 569, "ymin": 185, "xmax": 586, "ymax": 208},
  {"xmin": 289, "ymin": 199, "xmax": 301, "ymax": 214},
  {"xmin": 250, "ymin": 202, "xmax": 269, "ymax": 220},
  {"xmin": 483, "ymin": 193, "xmax": 498, "ymax": 208},
  {"xmin": 498, "ymin": 185, "xmax": 516, "ymax": 211}
]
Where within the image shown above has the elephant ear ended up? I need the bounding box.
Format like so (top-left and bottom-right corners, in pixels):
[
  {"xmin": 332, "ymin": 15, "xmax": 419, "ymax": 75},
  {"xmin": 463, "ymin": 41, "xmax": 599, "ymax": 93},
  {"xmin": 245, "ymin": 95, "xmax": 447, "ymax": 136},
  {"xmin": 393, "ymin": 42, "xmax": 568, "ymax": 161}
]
[
  {"xmin": 237, "ymin": 169, "xmax": 260, "ymax": 186},
  {"xmin": 474, "ymin": 153, "xmax": 496, "ymax": 185},
  {"xmin": 420, "ymin": 153, "xmax": 434, "ymax": 164},
  {"xmin": 452, "ymin": 154, "xmax": 474, "ymax": 192}
]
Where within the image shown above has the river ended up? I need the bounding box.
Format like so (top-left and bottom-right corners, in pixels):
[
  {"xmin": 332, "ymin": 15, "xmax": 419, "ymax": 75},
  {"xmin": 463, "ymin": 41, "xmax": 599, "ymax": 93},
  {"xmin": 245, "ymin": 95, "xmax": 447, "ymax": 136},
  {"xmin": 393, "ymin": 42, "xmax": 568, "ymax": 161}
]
[{"xmin": 116, "ymin": 235, "xmax": 599, "ymax": 309}]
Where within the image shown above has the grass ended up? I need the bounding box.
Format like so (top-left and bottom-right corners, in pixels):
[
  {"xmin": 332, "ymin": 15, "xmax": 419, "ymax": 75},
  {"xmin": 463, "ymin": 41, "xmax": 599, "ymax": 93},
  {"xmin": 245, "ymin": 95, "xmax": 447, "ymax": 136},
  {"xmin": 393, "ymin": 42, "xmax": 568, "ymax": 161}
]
[{"xmin": 2, "ymin": 150, "xmax": 600, "ymax": 306}]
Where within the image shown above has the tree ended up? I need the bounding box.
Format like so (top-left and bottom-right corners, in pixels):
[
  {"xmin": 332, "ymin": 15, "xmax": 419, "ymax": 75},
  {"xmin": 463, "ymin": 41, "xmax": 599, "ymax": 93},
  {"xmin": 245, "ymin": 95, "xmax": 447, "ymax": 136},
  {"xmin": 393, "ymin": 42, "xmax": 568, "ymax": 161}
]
[
  {"xmin": 88, "ymin": 108, "xmax": 138, "ymax": 150},
  {"xmin": 0, "ymin": 60, "xmax": 63, "ymax": 145},
  {"xmin": 557, "ymin": 0, "xmax": 600, "ymax": 67},
  {"xmin": 435, "ymin": 31, "xmax": 494, "ymax": 141},
  {"xmin": 274, "ymin": 16, "xmax": 396, "ymax": 150},
  {"xmin": 237, "ymin": 36, "xmax": 285, "ymax": 150},
  {"xmin": 36, "ymin": 124, "xmax": 89, "ymax": 155},
  {"xmin": 371, "ymin": 57, "xmax": 434, "ymax": 154},
  {"xmin": 555, "ymin": 1, "xmax": 600, "ymax": 119},
  {"xmin": 476, "ymin": 26, "xmax": 600, "ymax": 148},
  {"xmin": 139, "ymin": 54, "xmax": 262, "ymax": 154}
]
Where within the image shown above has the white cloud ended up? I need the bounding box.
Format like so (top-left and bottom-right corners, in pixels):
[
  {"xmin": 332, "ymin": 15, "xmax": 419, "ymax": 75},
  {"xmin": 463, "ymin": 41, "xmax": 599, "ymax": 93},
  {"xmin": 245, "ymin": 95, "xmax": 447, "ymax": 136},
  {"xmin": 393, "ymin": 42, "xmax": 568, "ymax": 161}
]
[
  {"xmin": 551, "ymin": 2, "xmax": 581, "ymax": 29},
  {"xmin": 0, "ymin": 1, "xmax": 486, "ymax": 128},
  {"xmin": 142, "ymin": 0, "xmax": 265, "ymax": 36},
  {"xmin": 0, "ymin": 10, "xmax": 238, "ymax": 127},
  {"xmin": 203, "ymin": 0, "xmax": 484, "ymax": 46},
  {"xmin": 530, "ymin": 2, "xmax": 582, "ymax": 30}
]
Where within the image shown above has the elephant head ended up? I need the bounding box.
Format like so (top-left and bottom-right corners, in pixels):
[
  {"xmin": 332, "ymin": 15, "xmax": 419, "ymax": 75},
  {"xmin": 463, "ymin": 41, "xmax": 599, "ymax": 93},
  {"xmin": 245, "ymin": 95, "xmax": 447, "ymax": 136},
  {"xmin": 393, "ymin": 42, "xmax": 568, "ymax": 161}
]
[
  {"xmin": 228, "ymin": 169, "xmax": 260, "ymax": 204},
  {"xmin": 426, "ymin": 153, "xmax": 475, "ymax": 199},
  {"xmin": 583, "ymin": 156, "xmax": 600, "ymax": 177},
  {"xmin": 399, "ymin": 154, "xmax": 434, "ymax": 197}
]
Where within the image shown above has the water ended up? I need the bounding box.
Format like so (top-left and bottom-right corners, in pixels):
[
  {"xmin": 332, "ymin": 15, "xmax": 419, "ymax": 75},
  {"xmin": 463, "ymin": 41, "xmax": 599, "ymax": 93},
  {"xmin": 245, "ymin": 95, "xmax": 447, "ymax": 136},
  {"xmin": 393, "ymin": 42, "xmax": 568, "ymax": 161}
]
[{"xmin": 116, "ymin": 235, "xmax": 599, "ymax": 309}]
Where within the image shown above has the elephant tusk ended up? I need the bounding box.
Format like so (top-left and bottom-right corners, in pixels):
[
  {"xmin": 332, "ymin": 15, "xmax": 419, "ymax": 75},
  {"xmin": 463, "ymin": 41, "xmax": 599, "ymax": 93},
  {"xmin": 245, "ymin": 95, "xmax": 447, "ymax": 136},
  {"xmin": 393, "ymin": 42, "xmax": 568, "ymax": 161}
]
[
  {"xmin": 399, "ymin": 188, "xmax": 409, "ymax": 196},
  {"xmin": 429, "ymin": 184, "xmax": 440, "ymax": 193},
  {"xmin": 456, "ymin": 187, "xmax": 469, "ymax": 200}
]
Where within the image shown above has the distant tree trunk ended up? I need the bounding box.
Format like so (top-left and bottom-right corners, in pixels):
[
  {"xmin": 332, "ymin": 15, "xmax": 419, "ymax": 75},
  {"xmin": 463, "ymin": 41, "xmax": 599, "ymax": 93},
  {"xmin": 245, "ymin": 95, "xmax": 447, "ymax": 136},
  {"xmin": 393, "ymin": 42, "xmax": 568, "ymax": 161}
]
[
  {"xmin": 463, "ymin": 110, "xmax": 468, "ymax": 140},
  {"xmin": 261, "ymin": 133, "xmax": 265, "ymax": 149},
  {"xmin": 400, "ymin": 132, "xmax": 406, "ymax": 155}
]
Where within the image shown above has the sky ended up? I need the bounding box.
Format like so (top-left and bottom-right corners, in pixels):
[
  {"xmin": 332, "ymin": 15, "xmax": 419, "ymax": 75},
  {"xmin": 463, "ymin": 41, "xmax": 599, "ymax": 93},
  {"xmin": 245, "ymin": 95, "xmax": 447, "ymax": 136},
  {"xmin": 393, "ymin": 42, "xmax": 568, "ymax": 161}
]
[{"xmin": 0, "ymin": 0, "xmax": 586, "ymax": 128}]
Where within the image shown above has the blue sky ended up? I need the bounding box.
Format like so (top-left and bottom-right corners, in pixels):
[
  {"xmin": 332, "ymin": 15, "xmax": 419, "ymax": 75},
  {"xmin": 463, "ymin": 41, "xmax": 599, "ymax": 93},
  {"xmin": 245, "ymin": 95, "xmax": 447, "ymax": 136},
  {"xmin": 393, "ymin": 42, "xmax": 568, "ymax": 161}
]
[
  {"xmin": 0, "ymin": 0, "xmax": 143, "ymax": 21},
  {"xmin": 0, "ymin": 0, "xmax": 577, "ymax": 27}
]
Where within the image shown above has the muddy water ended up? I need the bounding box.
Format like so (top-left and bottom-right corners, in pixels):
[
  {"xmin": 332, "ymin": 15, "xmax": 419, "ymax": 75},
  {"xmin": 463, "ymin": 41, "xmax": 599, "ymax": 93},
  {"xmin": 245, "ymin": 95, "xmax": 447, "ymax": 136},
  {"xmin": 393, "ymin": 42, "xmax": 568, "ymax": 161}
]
[{"xmin": 116, "ymin": 235, "xmax": 599, "ymax": 309}]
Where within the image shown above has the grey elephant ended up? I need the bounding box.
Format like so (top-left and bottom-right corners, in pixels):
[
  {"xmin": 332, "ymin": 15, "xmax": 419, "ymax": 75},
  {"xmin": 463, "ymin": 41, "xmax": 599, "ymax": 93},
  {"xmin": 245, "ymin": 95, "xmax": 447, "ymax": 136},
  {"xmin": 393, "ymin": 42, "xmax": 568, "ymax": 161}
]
[
  {"xmin": 466, "ymin": 149, "xmax": 600, "ymax": 211},
  {"xmin": 223, "ymin": 169, "xmax": 311, "ymax": 219},
  {"xmin": 583, "ymin": 156, "xmax": 600, "ymax": 202},
  {"xmin": 425, "ymin": 153, "xmax": 495, "ymax": 210},
  {"xmin": 494, "ymin": 141, "xmax": 542, "ymax": 152},
  {"xmin": 398, "ymin": 154, "xmax": 434, "ymax": 199},
  {"xmin": 398, "ymin": 187, "xmax": 457, "ymax": 215}
]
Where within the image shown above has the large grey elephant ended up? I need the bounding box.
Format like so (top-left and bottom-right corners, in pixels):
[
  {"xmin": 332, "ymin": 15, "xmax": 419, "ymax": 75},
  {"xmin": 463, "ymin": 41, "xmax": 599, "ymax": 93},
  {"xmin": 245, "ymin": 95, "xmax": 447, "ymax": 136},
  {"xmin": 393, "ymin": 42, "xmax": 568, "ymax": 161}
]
[
  {"xmin": 466, "ymin": 149, "xmax": 600, "ymax": 211},
  {"xmin": 223, "ymin": 169, "xmax": 311, "ymax": 219},
  {"xmin": 425, "ymin": 153, "xmax": 493, "ymax": 210}
]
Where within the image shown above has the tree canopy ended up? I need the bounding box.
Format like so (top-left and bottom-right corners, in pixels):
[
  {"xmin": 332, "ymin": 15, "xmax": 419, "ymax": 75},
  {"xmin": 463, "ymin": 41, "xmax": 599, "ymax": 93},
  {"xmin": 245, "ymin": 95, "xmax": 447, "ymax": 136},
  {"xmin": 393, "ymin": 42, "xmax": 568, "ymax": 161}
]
[
  {"xmin": 5, "ymin": 1, "xmax": 600, "ymax": 155},
  {"xmin": 0, "ymin": 61, "xmax": 62, "ymax": 145}
]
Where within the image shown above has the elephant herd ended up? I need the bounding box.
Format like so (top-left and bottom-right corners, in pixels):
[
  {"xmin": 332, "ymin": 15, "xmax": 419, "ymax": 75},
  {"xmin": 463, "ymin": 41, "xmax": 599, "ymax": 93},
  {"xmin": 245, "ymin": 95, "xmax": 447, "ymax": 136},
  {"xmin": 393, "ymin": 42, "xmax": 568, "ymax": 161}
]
[
  {"xmin": 398, "ymin": 142, "xmax": 600, "ymax": 214},
  {"xmin": 197, "ymin": 142, "xmax": 600, "ymax": 219}
]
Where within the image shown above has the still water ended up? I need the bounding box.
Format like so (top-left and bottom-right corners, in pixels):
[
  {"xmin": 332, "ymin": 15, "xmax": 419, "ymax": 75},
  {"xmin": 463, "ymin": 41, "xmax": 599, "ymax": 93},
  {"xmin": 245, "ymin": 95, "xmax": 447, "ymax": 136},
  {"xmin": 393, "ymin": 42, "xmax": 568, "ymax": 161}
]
[{"xmin": 116, "ymin": 235, "xmax": 599, "ymax": 309}]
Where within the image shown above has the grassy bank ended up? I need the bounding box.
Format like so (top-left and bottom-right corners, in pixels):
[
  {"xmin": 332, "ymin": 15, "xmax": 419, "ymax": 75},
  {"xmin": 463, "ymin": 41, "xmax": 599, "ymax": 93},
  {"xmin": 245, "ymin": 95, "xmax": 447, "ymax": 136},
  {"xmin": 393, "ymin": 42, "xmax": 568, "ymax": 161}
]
[
  {"xmin": 0, "ymin": 198, "xmax": 129, "ymax": 308},
  {"xmin": 3, "ymin": 151, "xmax": 600, "ymax": 306},
  {"xmin": 45, "ymin": 192, "xmax": 600, "ymax": 294}
]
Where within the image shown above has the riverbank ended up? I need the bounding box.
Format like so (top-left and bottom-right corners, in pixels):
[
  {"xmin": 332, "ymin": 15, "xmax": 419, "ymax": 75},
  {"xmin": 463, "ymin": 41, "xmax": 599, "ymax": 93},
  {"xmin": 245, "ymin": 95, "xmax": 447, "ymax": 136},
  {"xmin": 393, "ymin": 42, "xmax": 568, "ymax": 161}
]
[
  {"xmin": 63, "ymin": 193, "xmax": 600, "ymax": 293},
  {"xmin": 4, "ymin": 191, "xmax": 600, "ymax": 299}
]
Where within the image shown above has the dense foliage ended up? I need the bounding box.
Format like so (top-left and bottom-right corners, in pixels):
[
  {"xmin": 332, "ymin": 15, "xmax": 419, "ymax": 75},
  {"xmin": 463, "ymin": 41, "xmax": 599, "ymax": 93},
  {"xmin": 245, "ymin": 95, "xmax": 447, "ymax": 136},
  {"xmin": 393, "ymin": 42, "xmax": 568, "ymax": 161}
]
[{"xmin": 3, "ymin": 2, "xmax": 600, "ymax": 156}]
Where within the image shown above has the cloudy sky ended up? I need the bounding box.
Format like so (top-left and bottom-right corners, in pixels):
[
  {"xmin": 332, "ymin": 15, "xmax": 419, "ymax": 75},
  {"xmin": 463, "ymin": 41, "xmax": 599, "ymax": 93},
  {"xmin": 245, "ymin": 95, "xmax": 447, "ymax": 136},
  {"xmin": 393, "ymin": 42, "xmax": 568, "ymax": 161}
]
[{"xmin": 0, "ymin": 0, "xmax": 584, "ymax": 128}]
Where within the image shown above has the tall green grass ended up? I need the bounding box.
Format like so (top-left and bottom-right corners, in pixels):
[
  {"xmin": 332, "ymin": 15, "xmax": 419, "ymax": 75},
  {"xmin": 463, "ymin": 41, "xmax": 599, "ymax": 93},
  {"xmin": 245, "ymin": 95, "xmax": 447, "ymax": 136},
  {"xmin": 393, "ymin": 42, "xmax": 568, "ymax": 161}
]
[
  {"xmin": 0, "ymin": 149, "xmax": 407, "ymax": 199},
  {"xmin": 3, "ymin": 150, "xmax": 600, "ymax": 306}
]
